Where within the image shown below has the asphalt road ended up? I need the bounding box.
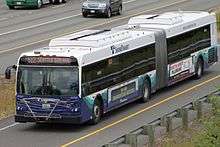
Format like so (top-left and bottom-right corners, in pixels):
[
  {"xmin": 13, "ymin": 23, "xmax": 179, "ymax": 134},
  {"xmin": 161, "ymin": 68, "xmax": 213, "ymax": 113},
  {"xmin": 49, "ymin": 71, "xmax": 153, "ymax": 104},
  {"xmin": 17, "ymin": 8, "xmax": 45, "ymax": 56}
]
[{"xmin": 0, "ymin": 0, "xmax": 220, "ymax": 147}]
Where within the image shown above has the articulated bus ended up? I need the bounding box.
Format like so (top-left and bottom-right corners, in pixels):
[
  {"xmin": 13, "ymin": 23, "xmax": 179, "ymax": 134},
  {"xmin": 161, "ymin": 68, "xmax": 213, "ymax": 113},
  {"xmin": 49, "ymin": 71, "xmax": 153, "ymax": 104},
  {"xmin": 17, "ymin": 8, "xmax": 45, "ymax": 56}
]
[{"xmin": 5, "ymin": 11, "xmax": 218, "ymax": 124}]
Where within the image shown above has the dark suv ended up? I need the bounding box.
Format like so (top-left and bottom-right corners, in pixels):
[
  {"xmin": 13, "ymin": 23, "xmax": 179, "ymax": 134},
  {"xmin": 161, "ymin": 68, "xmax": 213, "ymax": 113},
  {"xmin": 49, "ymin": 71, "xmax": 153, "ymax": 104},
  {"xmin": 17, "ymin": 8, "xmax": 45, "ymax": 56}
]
[{"xmin": 82, "ymin": 0, "xmax": 122, "ymax": 18}]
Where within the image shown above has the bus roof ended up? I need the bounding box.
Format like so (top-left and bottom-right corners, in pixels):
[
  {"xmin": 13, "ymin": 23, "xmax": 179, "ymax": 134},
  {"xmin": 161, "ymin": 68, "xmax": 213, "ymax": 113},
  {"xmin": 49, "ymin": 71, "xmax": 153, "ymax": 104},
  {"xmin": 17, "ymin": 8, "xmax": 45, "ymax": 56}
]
[
  {"xmin": 128, "ymin": 11, "xmax": 216, "ymax": 38},
  {"xmin": 21, "ymin": 28, "xmax": 155, "ymax": 66}
]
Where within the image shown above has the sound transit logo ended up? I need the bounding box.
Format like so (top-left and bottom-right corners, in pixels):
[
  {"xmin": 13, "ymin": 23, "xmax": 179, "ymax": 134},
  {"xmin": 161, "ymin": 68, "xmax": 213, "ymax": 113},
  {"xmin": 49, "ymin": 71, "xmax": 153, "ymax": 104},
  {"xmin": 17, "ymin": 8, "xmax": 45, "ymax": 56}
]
[{"xmin": 110, "ymin": 44, "xmax": 129, "ymax": 54}]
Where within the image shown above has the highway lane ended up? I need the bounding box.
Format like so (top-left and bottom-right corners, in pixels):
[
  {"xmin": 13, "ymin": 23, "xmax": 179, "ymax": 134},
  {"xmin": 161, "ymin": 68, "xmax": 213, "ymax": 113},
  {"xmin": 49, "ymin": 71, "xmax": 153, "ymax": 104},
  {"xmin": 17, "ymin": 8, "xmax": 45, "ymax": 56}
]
[
  {"xmin": 1, "ymin": 0, "xmax": 220, "ymax": 73},
  {"xmin": 0, "ymin": 0, "xmax": 162, "ymax": 57},
  {"xmin": 0, "ymin": 0, "xmax": 157, "ymax": 35},
  {"xmin": 0, "ymin": 0, "xmax": 220, "ymax": 147},
  {"xmin": 0, "ymin": 0, "xmax": 159, "ymax": 48}
]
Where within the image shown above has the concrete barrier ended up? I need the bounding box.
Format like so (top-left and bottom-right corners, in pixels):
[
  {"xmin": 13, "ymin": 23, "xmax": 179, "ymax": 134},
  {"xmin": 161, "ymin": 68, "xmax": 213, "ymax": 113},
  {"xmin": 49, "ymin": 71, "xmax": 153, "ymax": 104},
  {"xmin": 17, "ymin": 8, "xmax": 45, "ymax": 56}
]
[
  {"xmin": 137, "ymin": 135, "xmax": 149, "ymax": 147},
  {"xmin": 125, "ymin": 134, "xmax": 137, "ymax": 147},
  {"xmin": 103, "ymin": 91, "xmax": 218, "ymax": 147},
  {"xmin": 187, "ymin": 110, "xmax": 197, "ymax": 122}
]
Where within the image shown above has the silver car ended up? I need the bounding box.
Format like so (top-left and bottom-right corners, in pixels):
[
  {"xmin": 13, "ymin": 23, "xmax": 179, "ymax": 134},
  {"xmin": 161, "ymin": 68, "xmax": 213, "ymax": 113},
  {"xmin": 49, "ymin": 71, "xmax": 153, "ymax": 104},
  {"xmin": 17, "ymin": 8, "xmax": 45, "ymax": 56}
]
[{"xmin": 82, "ymin": 0, "xmax": 122, "ymax": 18}]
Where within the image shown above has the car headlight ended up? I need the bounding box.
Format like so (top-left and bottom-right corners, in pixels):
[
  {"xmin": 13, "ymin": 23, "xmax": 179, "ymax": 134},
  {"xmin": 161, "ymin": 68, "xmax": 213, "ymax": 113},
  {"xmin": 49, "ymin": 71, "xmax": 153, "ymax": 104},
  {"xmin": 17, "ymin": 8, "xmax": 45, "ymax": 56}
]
[{"xmin": 99, "ymin": 3, "xmax": 106, "ymax": 8}]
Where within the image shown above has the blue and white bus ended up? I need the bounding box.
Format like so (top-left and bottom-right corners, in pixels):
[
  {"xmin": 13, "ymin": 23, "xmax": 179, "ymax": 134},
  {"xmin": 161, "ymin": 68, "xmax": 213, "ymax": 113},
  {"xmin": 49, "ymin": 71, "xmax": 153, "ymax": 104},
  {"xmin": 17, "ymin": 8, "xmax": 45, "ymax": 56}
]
[{"xmin": 5, "ymin": 11, "xmax": 218, "ymax": 124}]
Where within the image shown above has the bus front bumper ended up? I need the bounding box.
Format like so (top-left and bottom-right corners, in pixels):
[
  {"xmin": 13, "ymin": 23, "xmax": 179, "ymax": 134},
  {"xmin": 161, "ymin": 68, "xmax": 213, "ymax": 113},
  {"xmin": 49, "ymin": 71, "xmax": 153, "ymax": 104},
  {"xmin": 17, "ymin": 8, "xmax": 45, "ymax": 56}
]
[{"xmin": 15, "ymin": 115, "xmax": 82, "ymax": 124}]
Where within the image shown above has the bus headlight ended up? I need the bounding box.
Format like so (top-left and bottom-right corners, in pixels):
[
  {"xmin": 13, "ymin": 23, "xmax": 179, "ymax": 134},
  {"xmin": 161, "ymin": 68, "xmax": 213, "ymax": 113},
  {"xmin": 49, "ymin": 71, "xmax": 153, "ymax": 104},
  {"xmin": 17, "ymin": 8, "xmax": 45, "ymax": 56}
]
[
  {"xmin": 17, "ymin": 106, "xmax": 22, "ymax": 111},
  {"xmin": 71, "ymin": 108, "xmax": 80, "ymax": 112}
]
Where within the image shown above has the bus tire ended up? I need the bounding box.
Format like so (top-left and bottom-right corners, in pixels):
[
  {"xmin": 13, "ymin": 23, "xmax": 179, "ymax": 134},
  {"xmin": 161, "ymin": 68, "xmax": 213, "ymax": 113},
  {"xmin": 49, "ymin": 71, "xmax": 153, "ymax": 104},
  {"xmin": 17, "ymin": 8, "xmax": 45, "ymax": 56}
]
[
  {"xmin": 89, "ymin": 99, "xmax": 102, "ymax": 125},
  {"xmin": 195, "ymin": 58, "xmax": 204, "ymax": 79},
  {"xmin": 140, "ymin": 80, "xmax": 151, "ymax": 103}
]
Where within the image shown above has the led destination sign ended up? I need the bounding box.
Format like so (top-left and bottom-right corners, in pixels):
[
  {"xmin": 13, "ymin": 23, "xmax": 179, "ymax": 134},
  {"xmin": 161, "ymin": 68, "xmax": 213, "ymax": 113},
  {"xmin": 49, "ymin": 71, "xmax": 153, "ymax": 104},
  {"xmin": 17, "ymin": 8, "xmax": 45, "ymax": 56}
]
[{"xmin": 19, "ymin": 56, "xmax": 78, "ymax": 66}]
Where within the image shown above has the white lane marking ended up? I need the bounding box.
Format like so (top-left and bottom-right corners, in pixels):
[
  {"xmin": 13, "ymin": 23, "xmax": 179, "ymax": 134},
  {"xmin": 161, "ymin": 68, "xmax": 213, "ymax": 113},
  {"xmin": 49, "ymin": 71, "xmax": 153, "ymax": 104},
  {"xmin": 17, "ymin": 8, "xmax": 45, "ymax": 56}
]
[
  {"xmin": 0, "ymin": 0, "xmax": 190, "ymax": 54},
  {"xmin": 0, "ymin": 123, "xmax": 19, "ymax": 131},
  {"xmin": 0, "ymin": 18, "xmax": 8, "ymax": 21},
  {"xmin": 0, "ymin": 13, "xmax": 81, "ymax": 36},
  {"xmin": 52, "ymin": 4, "xmax": 66, "ymax": 9},
  {"xmin": 0, "ymin": 0, "xmax": 138, "ymax": 36},
  {"xmin": 123, "ymin": 0, "xmax": 137, "ymax": 4}
]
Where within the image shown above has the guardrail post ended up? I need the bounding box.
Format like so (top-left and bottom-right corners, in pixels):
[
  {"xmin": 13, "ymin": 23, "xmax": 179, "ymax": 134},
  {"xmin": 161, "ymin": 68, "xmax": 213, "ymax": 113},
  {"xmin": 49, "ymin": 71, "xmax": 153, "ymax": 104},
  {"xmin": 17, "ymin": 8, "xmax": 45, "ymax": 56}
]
[
  {"xmin": 182, "ymin": 108, "xmax": 188, "ymax": 130},
  {"xmin": 176, "ymin": 108, "xmax": 183, "ymax": 117},
  {"xmin": 104, "ymin": 143, "xmax": 118, "ymax": 147},
  {"xmin": 197, "ymin": 101, "xmax": 202, "ymax": 120},
  {"xmin": 125, "ymin": 134, "xmax": 137, "ymax": 147},
  {"xmin": 166, "ymin": 116, "xmax": 172, "ymax": 137},
  {"xmin": 160, "ymin": 116, "xmax": 167, "ymax": 127},
  {"xmin": 143, "ymin": 125, "xmax": 155, "ymax": 147}
]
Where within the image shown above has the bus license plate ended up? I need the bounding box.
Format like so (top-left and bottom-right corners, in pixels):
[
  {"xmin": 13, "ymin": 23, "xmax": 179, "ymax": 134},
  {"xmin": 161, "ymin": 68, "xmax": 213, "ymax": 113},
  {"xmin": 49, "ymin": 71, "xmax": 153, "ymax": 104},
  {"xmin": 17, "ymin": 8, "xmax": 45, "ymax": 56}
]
[
  {"xmin": 42, "ymin": 104, "xmax": 51, "ymax": 109},
  {"xmin": 16, "ymin": 2, "xmax": 22, "ymax": 5}
]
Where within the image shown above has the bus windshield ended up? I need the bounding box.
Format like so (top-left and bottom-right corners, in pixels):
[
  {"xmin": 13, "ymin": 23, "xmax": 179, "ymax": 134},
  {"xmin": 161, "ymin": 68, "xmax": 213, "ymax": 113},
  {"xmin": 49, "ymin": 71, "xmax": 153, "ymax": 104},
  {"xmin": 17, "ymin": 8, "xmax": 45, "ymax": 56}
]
[{"xmin": 17, "ymin": 66, "xmax": 79, "ymax": 96}]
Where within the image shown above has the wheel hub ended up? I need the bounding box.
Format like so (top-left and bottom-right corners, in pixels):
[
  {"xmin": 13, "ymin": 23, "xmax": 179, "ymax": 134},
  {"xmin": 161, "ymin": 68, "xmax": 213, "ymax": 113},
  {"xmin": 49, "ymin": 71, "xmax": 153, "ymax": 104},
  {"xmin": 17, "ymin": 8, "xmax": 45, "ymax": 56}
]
[
  {"xmin": 144, "ymin": 86, "xmax": 149, "ymax": 98},
  {"xmin": 94, "ymin": 106, "xmax": 100, "ymax": 118}
]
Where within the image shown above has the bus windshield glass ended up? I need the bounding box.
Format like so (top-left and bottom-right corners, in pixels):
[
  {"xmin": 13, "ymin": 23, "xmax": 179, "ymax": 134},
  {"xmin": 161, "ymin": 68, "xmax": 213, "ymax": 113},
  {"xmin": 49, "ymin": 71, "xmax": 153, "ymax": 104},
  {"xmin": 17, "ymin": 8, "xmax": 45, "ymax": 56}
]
[{"xmin": 17, "ymin": 66, "xmax": 79, "ymax": 96}]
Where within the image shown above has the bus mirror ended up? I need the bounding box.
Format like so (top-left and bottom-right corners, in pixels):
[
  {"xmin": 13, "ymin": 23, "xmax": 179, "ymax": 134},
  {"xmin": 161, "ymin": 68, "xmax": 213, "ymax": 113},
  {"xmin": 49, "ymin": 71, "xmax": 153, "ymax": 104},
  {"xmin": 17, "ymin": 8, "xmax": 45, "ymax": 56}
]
[
  {"xmin": 12, "ymin": 65, "xmax": 17, "ymax": 70},
  {"xmin": 5, "ymin": 65, "xmax": 17, "ymax": 79},
  {"xmin": 5, "ymin": 67, "xmax": 11, "ymax": 79}
]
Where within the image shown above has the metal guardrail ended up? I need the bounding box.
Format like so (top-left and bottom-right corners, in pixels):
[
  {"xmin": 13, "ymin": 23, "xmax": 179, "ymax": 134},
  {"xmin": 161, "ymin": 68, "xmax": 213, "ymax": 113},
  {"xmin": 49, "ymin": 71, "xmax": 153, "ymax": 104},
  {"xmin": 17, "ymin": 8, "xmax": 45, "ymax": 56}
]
[{"xmin": 103, "ymin": 90, "xmax": 220, "ymax": 147}]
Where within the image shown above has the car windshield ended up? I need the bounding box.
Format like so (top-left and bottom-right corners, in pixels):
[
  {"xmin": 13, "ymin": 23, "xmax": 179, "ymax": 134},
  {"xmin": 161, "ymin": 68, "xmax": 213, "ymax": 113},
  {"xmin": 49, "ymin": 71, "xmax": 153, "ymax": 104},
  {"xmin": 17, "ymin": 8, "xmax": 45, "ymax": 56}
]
[{"xmin": 17, "ymin": 66, "xmax": 79, "ymax": 96}]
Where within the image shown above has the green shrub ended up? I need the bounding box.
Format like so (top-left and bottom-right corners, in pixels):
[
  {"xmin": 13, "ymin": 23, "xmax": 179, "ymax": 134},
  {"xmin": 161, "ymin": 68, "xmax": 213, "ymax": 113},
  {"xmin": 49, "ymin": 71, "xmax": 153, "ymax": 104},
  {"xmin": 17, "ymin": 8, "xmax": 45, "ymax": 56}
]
[{"xmin": 193, "ymin": 95, "xmax": 220, "ymax": 147}]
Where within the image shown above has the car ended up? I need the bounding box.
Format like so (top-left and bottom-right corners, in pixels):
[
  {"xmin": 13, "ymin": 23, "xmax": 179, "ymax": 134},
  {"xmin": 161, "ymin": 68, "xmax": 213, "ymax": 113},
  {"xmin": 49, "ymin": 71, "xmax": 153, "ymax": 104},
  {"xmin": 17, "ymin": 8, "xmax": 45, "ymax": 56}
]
[
  {"xmin": 82, "ymin": 0, "xmax": 122, "ymax": 18},
  {"xmin": 5, "ymin": 0, "xmax": 66, "ymax": 9}
]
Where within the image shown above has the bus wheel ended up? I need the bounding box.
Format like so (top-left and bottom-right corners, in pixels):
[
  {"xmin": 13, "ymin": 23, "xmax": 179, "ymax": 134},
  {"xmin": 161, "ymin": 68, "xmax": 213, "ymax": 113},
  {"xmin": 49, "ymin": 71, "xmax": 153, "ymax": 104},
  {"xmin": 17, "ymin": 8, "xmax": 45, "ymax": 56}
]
[
  {"xmin": 195, "ymin": 58, "xmax": 204, "ymax": 79},
  {"xmin": 89, "ymin": 99, "xmax": 101, "ymax": 125},
  {"xmin": 140, "ymin": 80, "xmax": 151, "ymax": 103}
]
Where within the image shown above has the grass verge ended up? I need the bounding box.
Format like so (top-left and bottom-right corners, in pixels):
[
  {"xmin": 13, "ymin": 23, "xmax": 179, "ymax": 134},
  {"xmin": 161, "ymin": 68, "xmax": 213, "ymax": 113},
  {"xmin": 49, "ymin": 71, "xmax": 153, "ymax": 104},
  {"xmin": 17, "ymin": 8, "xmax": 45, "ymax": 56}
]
[{"xmin": 0, "ymin": 77, "xmax": 15, "ymax": 119}]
